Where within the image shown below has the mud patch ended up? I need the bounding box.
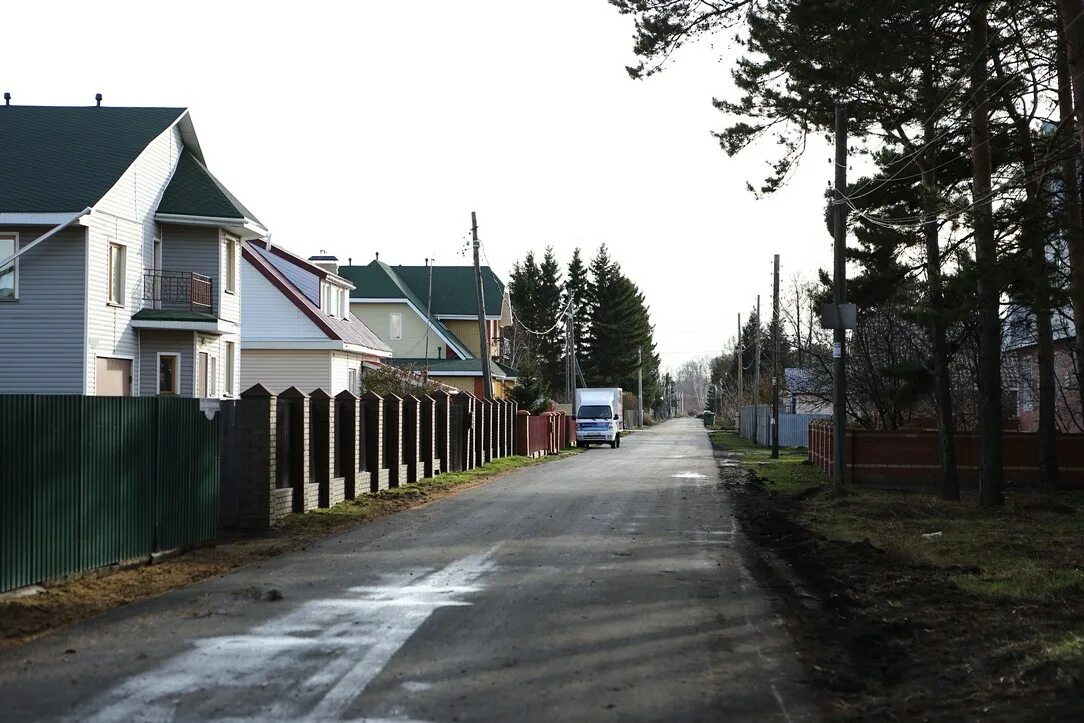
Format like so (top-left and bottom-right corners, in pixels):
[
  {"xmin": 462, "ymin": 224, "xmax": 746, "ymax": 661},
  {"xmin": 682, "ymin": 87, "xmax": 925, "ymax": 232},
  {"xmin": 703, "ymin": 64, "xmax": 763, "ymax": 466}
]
[{"xmin": 713, "ymin": 440, "xmax": 1084, "ymax": 721}]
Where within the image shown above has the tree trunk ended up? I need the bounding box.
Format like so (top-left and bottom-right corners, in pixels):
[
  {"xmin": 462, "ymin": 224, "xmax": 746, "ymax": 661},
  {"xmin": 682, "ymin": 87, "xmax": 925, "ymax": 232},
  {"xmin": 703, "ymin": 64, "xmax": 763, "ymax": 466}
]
[
  {"xmin": 921, "ymin": 112, "xmax": 961, "ymax": 501},
  {"xmin": 1057, "ymin": 11, "xmax": 1084, "ymax": 429},
  {"xmin": 971, "ymin": 1, "xmax": 1005, "ymax": 507}
]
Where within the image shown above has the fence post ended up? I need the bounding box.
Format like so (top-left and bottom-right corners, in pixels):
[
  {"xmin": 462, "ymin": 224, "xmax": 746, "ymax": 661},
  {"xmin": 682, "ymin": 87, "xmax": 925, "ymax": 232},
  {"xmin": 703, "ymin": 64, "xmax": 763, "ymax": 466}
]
[
  {"xmin": 362, "ymin": 391, "xmax": 388, "ymax": 492},
  {"xmin": 516, "ymin": 410, "xmax": 530, "ymax": 456}
]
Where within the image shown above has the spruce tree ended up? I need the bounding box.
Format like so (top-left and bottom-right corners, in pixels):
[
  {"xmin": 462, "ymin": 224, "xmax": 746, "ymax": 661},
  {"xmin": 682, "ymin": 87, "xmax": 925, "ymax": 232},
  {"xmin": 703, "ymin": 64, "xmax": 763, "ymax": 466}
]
[{"xmin": 535, "ymin": 247, "xmax": 566, "ymax": 392}]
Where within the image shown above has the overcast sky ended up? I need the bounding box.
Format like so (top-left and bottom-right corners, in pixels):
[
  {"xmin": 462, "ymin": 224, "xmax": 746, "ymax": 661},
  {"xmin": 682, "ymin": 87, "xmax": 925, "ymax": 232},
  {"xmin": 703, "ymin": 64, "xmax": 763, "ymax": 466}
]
[{"xmin": 7, "ymin": 0, "xmax": 835, "ymax": 373}]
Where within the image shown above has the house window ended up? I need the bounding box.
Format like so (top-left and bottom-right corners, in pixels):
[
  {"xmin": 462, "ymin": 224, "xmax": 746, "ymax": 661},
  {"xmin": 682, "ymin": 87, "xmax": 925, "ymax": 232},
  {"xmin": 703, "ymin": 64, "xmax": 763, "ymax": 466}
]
[
  {"xmin": 0, "ymin": 233, "xmax": 17, "ymax": 301},
  {"xmin": 390, "ymin": 312, "xmax": 403, "ymax": 340},
  {"xmin": 158, "ymin": 354, "xmax": 179, "ymax": 395},
  {"xmin": 198, "ymin": 352, "xmax": 209, "ymax": 398},
  {"xmin": 347, "ymin": 367, "xmax": 359, "ymax": 395},
  {"xmin": 208, "ymin": 355, "xmax": 218, "ymax": 397},
  {"xmin": 224, "ymin": 341, "xmax": 236, "ymax": 396},
  {"xmin": 339, "ymin": 288, "xmax": 348, "ymax": 319},
  {"xmin": 224, "ymin": 236, "xmax": 237, "ymax": 293},
  {"xmin": 108, "ymin": 242, "xmax": 126, "ymax": 306}
]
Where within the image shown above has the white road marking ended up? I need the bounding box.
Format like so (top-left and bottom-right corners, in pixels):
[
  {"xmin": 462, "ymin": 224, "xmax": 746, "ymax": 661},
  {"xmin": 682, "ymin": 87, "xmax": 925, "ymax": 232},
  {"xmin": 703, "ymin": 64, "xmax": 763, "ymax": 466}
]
[{"xmin": 78, "ymin": 546, "xmax": 501, "ymax": 723}]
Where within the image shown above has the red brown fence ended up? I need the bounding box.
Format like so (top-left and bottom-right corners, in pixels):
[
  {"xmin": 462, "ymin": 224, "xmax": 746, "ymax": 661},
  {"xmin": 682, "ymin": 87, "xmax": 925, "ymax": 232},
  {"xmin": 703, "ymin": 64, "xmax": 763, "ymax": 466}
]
[
  {"xmin": 516, "ymin": 411, "xmax": 575, "ymax": 457},
  {"xmin": 809, "ymin": 419, "xmax": 1084, "ymax": 487}
]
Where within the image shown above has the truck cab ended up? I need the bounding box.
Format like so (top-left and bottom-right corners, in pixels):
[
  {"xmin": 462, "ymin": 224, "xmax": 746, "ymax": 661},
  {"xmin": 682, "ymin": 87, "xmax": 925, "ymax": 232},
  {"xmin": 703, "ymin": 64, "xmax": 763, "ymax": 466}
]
[{"xmin": 575, "ymin": 387, "xmax": 623, "ymax": 449}]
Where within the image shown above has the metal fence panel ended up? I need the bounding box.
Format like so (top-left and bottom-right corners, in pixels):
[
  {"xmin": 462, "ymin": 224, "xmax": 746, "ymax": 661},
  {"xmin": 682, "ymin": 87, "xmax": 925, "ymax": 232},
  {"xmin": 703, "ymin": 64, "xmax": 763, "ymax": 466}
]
[
  {"xmin": 739, "ymin": 405, "xmax": 830, "ymax": 447},
  {"xmin": 1, "ymin": 395, "xmax": 219, "ymax": 593}
]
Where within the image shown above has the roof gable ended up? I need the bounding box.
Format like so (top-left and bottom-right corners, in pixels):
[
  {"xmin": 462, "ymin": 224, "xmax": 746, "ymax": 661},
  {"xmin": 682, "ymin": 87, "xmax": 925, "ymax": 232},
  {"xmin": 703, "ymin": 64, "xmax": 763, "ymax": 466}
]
[
  {"xmin": 0, "ymin": 105, "xmax": 186, "ymax": 212},
  {"xmin": 242, "ymin": 242, "xmax": 392, "ymax": 355},
  {"xmin": 392, "ymin": 265, "xmax": 505, "ymax": 317},
  {"xmin": 157, "ymin": 150, "xmax": 262, "ymax": 225}
]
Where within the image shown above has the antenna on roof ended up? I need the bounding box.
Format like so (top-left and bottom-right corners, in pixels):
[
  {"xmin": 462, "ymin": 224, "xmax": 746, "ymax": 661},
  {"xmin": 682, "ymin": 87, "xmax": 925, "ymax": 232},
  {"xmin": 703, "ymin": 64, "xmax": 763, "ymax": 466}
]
[
  {"xmin": 95, "ymin": 93, "xmax": 102, "ymax": 107},
  {"xmin": 375, "ymin": 252, "xmax": 380, "ymax": 261},
  {"xmin": 3, "ymin": 93, "xmax": 10, "ymax": 106}
]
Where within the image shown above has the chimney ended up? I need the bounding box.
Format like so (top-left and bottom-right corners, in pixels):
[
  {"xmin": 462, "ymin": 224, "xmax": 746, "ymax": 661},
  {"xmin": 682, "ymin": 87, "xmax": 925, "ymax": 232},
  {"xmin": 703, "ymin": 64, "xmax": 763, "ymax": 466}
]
[
  {"xmin": 3, "ymin": 93, "xmax": 10, "ymax": 106},
  {"xmin": 375, "ymin": 251, "xmax": 380, "ymax": 261},
  {"xmin": 308, "ymin": 250, "xmax": 340, "ymax": 275},
  {"xmin": 95, "ymin": 93, "xmax": 102, "ymax": 107}
]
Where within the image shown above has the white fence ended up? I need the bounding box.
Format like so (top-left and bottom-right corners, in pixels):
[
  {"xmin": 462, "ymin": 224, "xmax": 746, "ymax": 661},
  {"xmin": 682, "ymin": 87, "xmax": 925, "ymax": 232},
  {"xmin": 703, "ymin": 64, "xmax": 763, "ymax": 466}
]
[{"xmin": 739, "ymin": 405, "xmax": 830, "ymax": 448}]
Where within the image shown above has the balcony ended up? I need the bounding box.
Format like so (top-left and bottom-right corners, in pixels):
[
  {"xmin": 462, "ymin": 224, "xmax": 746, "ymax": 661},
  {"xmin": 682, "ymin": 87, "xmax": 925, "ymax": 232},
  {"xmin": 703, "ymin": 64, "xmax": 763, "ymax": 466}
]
[{"xmin": 143, "ymin": 270, "xmax": 213, "ymax": 313}]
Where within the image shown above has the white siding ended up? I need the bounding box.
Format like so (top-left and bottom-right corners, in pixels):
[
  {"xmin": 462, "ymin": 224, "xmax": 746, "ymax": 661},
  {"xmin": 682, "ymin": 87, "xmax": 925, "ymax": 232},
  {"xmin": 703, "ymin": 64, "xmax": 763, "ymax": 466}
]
[
  {"xmin": 240, "ymin": 349, "xmax": 331, "ymax": 395},
  {"xmin": 241, "ymin": 261, "xmax": 326, "ymax": 341},
  {"xmin": 85, "ymin": 125, "xmax": 183, "ymax": 395},
  {"xmin": 330, "ymin": 351, "xmax": 365, "ymax": 395}
]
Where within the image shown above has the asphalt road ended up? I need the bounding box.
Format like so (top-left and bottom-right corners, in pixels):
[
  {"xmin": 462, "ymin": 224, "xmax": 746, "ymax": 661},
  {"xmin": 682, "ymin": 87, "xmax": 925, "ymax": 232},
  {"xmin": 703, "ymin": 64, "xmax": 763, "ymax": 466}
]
[{"xmin": 0, "ymin": 418, "xmax": 814, "ymax": 722}]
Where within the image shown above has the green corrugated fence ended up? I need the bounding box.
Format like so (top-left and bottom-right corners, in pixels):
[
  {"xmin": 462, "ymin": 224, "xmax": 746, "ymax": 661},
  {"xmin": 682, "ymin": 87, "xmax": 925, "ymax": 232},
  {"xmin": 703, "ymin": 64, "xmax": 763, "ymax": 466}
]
[{"xmin": 0, "ymin": 395, "xmax": 219, "ymax": 593}]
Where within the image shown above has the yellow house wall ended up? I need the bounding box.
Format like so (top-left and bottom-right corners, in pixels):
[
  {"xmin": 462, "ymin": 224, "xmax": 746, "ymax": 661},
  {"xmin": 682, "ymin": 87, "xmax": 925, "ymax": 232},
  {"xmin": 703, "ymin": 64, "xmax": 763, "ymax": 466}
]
[
  {"xmin": 441, "ymin": 319, "xmax": 503, "ymax": 359},
  {"xmin": 351, "ymin": 301, "xmax": 448, "ymax": 359}
]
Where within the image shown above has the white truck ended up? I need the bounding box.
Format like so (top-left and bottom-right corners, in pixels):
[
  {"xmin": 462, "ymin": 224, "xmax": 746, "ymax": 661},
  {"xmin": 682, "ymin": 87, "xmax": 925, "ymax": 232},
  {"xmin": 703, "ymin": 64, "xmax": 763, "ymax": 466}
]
[{"xmin": 574, "ymin": 387, "xmax": 623, "ymax": 448}]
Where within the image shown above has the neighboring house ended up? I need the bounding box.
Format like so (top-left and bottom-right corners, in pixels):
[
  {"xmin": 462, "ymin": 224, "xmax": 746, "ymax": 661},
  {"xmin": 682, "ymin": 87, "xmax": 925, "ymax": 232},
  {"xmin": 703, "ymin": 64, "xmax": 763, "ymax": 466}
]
[
  {"xmin": 783, "ymin": 368, "xmax": 832, "ymax": 415},
  {"xmin": 240, "ymin": 243, "xmax": 391, "ymax": 394},
  {"xmin": 338, "ymin": 256, "xmax": 517, "ymax": 397},
  {"xmin": 1003, "ymin": 305, "xmax": 1082, "ymax": 432},
  {"xmin": 0, "ymin": 103, "xmax": 263, "ymax": 397}
]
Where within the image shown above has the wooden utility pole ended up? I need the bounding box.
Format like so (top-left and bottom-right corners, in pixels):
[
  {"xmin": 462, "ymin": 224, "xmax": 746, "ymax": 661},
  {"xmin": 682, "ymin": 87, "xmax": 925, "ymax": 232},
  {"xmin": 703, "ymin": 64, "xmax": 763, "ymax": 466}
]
[
  {"xmin": 737, "ymin": 313, "xmax": 743, "ymax": 432},
  {"xmin": 771, "ymin": 254, "xmax": 781, "ymax": 458},
  {"xmin": 831, "ymin": 103, "xmax": 849, "ymax": 492},
  {"xmin": 637, "ymin": 348, "xmax": 644, "ymax": 428},
  {"xmin": 471, "ymin": 211, "xmax": 494, "ymax": 399},
  {"xmin": 753, "ymin": 294, "xmax": 761, "ymax": 445}
]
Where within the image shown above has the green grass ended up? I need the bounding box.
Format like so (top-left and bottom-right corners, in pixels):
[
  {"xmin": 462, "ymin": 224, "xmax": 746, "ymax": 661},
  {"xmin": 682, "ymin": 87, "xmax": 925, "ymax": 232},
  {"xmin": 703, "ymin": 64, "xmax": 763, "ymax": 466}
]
[
  {"xmin": 711, "ymin": 430, "xmax": 1084, "ymax": 602},
  {"xmin": 711, "ymin": 430, "xmax": 826, "ymax": 494}
]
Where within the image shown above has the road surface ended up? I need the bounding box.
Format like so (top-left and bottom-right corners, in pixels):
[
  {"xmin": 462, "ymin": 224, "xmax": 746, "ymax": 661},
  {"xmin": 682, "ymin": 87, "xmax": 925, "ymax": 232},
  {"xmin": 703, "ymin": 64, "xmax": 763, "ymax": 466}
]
[{"xmin": 0, "ymin": 418, "xmax": 814, "ymax": 722}]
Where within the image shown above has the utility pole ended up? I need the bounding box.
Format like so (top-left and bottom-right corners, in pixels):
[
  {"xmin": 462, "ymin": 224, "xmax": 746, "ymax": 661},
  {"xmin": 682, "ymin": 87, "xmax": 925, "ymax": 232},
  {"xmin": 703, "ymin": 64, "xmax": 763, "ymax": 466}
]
[
  {"xmin": 423, "ymin": 257, "xmax": 433, "ymax": 380},
  {"xmin": 637, "ymin": 348, "xmax": 644, "ymax": 428},
  {"xmin": 771, "ymin": 254, "xmax": 781, "ymax": 458},
  {"xmin": 471, "ymin": 211, "xmax": 494, "ymax": 399},
  {"xmin": 737, "ymin": 313, "xmax": 743, "ymax": 435},
  {"xmin": 832, "ymin": 103, "xmax": 849, "ymax": 491},
  {"xmin": 753, "ymin": 294, "xmax": 761, "ymax": 445}
]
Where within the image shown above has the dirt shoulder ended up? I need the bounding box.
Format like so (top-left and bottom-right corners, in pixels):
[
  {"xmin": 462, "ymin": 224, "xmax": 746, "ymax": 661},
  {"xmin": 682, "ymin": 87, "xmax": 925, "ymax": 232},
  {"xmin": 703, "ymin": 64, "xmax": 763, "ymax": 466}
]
[
  {"xmin": 0, "ymin": 451, "xmax": 581, "ymax": 650},
  {"xmin": 711, "ymin": 430, "xmax": 1084, "ymax": 722}
]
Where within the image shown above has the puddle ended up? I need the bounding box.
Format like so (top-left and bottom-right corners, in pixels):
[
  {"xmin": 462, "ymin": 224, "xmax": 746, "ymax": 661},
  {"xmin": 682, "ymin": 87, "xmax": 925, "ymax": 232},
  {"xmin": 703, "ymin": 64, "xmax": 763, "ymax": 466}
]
[{"xmin": 671, "ymin": 472, "xmax": 708, "ymax": 479}]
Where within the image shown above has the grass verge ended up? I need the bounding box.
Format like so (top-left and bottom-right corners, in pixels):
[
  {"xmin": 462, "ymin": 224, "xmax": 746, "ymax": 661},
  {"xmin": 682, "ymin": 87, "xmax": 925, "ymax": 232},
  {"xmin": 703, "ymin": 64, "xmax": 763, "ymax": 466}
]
[
  {"xmin": 0, "ymin": 449, "xmax": 581, "ymax": 650},
  {"xmin": 712, "ymin": 430, "xmax": 1084, "ymax": 603},
  {"xmin": 712, "ymin": 430, "xmax": 1084, "ymax": 719}
]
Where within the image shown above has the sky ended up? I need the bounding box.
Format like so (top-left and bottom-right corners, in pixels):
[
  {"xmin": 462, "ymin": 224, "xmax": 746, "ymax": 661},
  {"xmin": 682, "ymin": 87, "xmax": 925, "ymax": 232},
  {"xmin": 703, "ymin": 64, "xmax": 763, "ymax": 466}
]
[{"xmin": 5, "ymin": 0, "xmax": 835, "ymax": 373}]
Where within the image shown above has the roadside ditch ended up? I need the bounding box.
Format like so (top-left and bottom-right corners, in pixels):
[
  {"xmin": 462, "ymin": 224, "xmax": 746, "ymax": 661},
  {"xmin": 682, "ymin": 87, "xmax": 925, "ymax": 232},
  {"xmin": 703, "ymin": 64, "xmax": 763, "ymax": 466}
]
[{"xmin": 711, "ymin": 430, "xmax": 1084, "ymax": 722}]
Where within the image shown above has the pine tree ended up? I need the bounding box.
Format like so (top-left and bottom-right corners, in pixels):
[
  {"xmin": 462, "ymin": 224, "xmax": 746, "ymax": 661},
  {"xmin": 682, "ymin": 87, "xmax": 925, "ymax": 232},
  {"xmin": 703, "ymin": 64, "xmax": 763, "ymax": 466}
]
[
  {"xmin": 535, "ymin": 247, "xmax": 566, "ymax": 392},
  {"xmin": 565, "ymin": 247, "xmax": 590, "ymax": 360}
]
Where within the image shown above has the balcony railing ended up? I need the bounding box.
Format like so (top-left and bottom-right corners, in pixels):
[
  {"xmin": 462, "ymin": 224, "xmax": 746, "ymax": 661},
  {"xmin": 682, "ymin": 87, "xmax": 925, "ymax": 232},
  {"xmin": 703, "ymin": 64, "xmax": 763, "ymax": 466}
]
[{"xmin": 143, "ymin": 270, "xmax": 213, "ymax": 312}]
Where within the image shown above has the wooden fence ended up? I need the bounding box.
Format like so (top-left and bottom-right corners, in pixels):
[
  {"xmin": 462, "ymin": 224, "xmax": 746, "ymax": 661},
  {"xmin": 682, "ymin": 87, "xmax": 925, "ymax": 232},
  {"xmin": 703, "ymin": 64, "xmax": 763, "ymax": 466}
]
[{"xmin": 808, "ymin": 419, "xmax": 1084, "ymax": 487}]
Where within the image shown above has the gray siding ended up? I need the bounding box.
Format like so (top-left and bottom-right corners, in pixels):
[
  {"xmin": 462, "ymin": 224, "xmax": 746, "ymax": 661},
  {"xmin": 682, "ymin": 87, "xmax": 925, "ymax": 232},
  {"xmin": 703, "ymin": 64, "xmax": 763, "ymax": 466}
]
[
  {"xmin": 0, "ymin": 226, "xmax": 87, "ymax": 393},
  {"xmin": 139, "ymin": 330, "xmax": 195, "ymax": 397},
  {"xmin": 160, "ymin": 224, "xmax": 239, "ymax": 323}
]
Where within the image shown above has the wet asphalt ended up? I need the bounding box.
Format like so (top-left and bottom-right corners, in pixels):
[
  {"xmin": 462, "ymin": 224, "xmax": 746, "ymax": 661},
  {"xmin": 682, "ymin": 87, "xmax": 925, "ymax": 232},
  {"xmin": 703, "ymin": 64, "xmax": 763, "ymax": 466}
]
[{"xmin": 0, "ymin": 417, "xmax": 814, "ymax": 722}]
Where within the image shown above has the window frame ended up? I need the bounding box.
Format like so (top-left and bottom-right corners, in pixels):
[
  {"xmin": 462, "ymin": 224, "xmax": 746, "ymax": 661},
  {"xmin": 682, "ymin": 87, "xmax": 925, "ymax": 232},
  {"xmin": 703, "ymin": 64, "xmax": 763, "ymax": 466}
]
[
  {"xmin": 107, "ymin": 241, "xmax": 126, "ymax": 307},
  {"xmin": 347, "ymin": 367, "xmax": 359, "ymax": 395},
  {"xmin": 198, "ymin": 351, "xmax": 209, "ymax": 398},
  {"xmin": 390, "ymin": 312, "xmax": 403, "ymax": 340},
  {"xmin": 0, "ymin": 231, "xmax": 18, "ymax": 302},
  {"xmin": 157, "ymin": 352, "xmax": 180, "ymax": 396},
  {"xmin": 224, "ymin": 341, "xmax": 236, "ymax": 397},
  {"xmin": 223, "ymin": 233, "xmax": 238, "ymax": 294}
]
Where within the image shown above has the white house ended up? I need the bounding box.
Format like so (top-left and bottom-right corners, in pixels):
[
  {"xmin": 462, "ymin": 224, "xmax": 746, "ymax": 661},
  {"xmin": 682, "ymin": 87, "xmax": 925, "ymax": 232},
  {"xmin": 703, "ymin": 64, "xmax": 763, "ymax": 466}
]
[{"xmin": 240, "ymin": 243, "xmax": 392, "ymax": 394}]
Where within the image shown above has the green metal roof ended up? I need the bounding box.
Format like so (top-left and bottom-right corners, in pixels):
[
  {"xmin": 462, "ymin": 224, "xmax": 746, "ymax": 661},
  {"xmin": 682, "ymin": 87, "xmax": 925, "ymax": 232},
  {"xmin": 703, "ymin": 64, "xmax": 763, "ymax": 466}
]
[
  {"xmin": 339, "ymin": 261, "xmax": 505, "ymax": 317},
  {"xmin": 388, "ymin": 358, "xmax": 518, "ymax": 379},
  {"xmin": 393, "ymin": 265, "xmax": 505, "ymax": 317},
  {"xmin": 158, "ymin": 150, "xmax": 262, "ymax": 225},
  {"xmin": 0, "ymin": 106, "xmax": 186, "ymax": 212},
  {"xmin": 132, "ymin": 309, "xmax": 219, "ymax": 323}
]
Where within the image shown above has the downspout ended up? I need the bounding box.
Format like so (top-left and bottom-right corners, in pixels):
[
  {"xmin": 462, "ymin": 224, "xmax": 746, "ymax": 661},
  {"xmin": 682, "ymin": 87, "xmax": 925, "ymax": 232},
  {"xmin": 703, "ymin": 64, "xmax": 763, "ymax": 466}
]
[{"xmin": 0, "ymin": 207, "xmax": 93, "ymax": 268}]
